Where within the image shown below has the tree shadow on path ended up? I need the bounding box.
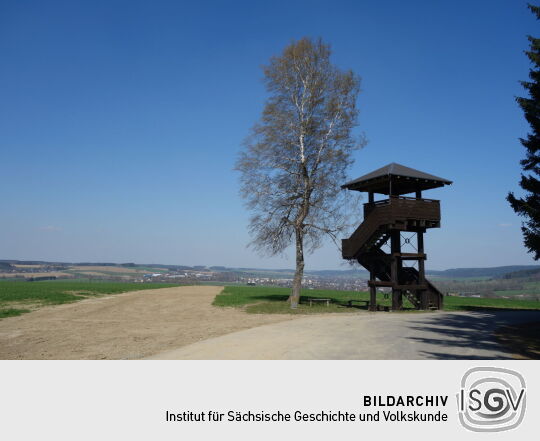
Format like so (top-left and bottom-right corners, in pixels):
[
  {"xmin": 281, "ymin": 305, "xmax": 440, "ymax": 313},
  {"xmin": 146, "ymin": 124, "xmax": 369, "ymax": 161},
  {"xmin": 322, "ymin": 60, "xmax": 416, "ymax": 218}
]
[{"xmin": 406, "ymin": 310, "xmax": 540, "ymax": 360}]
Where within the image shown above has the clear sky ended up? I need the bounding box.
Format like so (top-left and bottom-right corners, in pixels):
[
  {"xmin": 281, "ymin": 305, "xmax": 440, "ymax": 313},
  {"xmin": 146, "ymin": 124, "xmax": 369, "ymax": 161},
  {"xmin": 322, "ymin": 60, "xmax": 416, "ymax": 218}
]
[{"xmin": 1, "ymin": 0, "xmax": 538, "ymax": 270}]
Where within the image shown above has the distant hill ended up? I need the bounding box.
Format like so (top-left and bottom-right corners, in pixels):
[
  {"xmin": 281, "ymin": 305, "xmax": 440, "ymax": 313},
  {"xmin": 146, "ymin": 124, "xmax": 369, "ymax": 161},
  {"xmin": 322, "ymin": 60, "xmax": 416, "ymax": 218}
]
[
  {"xmin": 498, "ymin": 267, "xmax": 540, "ymax": 279},
  {"xmin": 227, "ymin": 266, "xmax": 540, "ymax": 280},
  {"xmin": 426, "ymin": 265, "xmax": 540, "ymax": 279},
  {"xmin": 1, "ymin": 260, "xmax": 539, "ymax": 280},
  {"xmin": 303, "ymin": 266, "xmax": 540, "ymax": 279},
  {"xmin": 307, "ymin": 269, "xmax": 369, "ymax": 278}
]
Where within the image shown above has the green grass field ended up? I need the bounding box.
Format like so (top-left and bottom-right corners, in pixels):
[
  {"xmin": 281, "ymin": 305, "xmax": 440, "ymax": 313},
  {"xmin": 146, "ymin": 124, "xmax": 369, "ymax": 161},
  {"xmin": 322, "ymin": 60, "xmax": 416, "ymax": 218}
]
[
  {"xmin": 213, "ymin": 286, "xmax": 540, "ymax": 314},
  {"xmin": 0, "ymin": 308, "xmax": 30, "ymax": 319},
  {"xmin": 3, "ymin": 280, "xmax": 539, "ymax": 321},
  {"xmin": 429, "ymin": 276, "xmax": 493, "ymax": 282},
  {"xmin": 0, "ymin": 279, "xmax": 180, "ymax": 319}
]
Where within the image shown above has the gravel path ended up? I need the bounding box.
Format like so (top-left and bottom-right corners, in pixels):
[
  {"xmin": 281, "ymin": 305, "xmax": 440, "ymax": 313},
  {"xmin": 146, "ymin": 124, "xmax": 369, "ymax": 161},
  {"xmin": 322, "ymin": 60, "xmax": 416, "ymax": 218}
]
[{"xmin": 147, "ymin": 309, "xmax": 540, "ymax": 360}]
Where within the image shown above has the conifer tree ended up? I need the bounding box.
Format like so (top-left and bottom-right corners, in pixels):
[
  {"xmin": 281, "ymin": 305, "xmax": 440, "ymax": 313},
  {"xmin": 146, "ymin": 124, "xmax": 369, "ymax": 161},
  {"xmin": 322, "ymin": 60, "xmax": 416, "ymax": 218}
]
[{"xmin": 508, "ymin": 4, "xmax": 540, "ymax": 259}]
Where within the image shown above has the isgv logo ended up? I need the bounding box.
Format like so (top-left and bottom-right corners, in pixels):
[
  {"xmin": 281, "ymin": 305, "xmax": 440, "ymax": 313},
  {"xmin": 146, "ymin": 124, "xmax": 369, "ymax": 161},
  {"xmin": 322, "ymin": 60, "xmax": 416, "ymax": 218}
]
[{"xmin": 457, "ymin": 367, "xmax": 526, "ymax": 432}]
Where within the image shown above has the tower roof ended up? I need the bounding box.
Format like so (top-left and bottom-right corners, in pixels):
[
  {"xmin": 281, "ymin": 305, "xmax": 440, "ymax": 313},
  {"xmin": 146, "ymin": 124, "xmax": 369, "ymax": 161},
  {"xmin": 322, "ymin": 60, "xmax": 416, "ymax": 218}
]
[{"xmin": 342, "ymin": 163, "xmax": 452, "ymax": 195}]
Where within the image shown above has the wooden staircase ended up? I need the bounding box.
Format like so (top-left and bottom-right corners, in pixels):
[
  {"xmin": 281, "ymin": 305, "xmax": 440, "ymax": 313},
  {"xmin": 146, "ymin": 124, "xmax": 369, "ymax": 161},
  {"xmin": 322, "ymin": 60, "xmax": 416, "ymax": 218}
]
[{"xmin": 342, "ymin": 196, "xmax": 444, "ymax": 310}]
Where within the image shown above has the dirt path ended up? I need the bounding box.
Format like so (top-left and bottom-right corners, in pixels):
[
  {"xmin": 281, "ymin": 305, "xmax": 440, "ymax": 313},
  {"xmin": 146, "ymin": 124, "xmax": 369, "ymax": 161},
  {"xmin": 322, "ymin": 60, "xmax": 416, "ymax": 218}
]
[
  {"xmin": 5, "ymin": 285, "xmax": 537, "ymax": 360},
  {"xmin": 0, "ymin": 286, "xmax": 296, "ymax": 359},
  {"xmin": 147, "ymin": 309, "xmax": 540, "ymax": 360}
]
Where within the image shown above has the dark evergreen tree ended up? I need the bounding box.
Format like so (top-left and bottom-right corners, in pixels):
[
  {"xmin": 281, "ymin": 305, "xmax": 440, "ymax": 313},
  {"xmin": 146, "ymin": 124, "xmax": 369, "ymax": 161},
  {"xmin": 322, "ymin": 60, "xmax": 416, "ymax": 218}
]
[{"xmin": 508, "ymin": 4, "xmax": 540, "ymax": 259}]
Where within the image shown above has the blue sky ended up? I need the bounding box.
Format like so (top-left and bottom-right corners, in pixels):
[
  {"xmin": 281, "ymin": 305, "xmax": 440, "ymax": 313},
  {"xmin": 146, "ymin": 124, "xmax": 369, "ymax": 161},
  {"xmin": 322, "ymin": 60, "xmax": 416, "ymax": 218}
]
[{"xmin": 0, "ymin": 0, "xmax": 538, "ymax": 270}]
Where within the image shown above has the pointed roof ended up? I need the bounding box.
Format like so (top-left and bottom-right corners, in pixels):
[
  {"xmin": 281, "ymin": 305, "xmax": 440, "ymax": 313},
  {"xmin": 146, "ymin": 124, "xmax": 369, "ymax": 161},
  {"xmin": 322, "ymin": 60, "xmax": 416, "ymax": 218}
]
[{"xmin": 342, "ymin": 163, "xmax": 452, "ymax": 195}]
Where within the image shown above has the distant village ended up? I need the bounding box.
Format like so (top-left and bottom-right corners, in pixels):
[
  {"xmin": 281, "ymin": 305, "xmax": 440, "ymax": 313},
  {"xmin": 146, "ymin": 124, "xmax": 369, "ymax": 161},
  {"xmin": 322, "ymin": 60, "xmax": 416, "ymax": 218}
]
[
  {"xmin": 140, "ymin": 270, "xmax": 369, "ymax": 291},
  {"xmin": 0, "ymin": 260, "xmax": 369, "ymax": 291},
  {"xmin": 1, "ymin": 260, "xmax": 540, "ymax": 300}
]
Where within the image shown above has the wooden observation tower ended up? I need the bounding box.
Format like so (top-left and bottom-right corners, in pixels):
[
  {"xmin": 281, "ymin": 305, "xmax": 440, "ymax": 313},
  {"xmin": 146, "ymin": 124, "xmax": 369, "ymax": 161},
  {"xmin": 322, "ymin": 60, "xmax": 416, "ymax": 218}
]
[{"xmin": 341, "ymin": 163, "xmax": 452, "ymax": 311}]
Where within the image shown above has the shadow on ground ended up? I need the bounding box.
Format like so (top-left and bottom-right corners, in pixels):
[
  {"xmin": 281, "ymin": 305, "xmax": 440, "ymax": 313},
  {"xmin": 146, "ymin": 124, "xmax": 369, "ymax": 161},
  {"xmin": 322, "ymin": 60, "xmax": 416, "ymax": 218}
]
[
  {"xmin": 234, "ymin": 294, "xmax": 373, "ymax": 310},
  {"xmin": 241, "ymin": 294, "xmax": 420, "ymax": 311},
  {"xmin": 407, "ymin": 310, "xmax": 540, "ymax": 360}
]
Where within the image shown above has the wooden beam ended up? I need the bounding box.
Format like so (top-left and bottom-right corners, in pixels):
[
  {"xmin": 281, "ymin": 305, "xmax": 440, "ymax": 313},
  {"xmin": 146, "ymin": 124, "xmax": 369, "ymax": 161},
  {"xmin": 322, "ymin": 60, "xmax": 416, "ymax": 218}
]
[
  {"xmin": 368, "ymin": 282, "xmax": 428, "ymax": 290},
  {"xmin": 396, "ymin": 284, "xmax": 428, "ymax": 290},
  {"xmin": 368, "ymin": 281, "xmax": 394, "ymax": 287},
  {"xmin": 391, "ymin": 252, "xmax": 427, "ymax": 259}
]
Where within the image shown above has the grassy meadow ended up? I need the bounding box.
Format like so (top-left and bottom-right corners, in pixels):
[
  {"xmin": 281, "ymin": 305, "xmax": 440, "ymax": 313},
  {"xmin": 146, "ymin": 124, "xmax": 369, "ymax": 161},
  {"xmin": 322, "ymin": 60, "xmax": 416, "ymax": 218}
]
[
  {"xmin": 0, "ymin": 279, "xmax": 180, "ymax": 319},
  {"xmin": 2, "ymin": 279, "xmax": 540, "ymax": 321},
  {"xmin": 213, "ymin": 285, "xmax": 540, "ymax": 314}
]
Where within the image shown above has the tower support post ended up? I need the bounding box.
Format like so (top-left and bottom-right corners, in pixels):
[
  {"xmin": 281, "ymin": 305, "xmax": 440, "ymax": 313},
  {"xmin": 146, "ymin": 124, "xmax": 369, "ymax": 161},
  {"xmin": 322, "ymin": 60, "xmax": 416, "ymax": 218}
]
[
  {"xmin": 390, "ymin": 229, "xmax": 402, "ymax": 310},
  {"xmin": 369, "ymin": 268, "xmax": 377, "ymax": 311},
  {"xmin": 417, "ymin": 230, "xmax": 429, "ymax": 309},
  {"xmin": 392, "ymin": 289, "xmax": 402, "ymax": 310}
]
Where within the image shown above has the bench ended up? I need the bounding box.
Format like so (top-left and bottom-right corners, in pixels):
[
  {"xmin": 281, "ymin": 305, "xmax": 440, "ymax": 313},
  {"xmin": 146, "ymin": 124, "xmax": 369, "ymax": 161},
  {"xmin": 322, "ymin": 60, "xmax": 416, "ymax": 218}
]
[
  {"xmin": 308, "ymin": 298, "xmax": 331, "ymax": 307},
  {"xmin": 347, "ymin": 299, "xmax": 370, "ymax": 308}
]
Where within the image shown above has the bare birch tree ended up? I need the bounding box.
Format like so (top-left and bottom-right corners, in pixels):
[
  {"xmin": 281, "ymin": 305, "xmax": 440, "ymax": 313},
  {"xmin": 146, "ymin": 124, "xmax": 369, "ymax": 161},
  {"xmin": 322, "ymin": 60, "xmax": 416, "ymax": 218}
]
[{"xmin": 236, "ymin": 37, "xmax": 364, "ymax": 308}]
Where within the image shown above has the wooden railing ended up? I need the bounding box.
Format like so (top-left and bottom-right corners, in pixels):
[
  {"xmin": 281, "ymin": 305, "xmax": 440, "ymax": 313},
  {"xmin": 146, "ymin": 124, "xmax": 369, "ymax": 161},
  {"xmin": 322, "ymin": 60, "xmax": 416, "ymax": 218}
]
[
  {"xmin": 343, "ymin": 197, "xmax": 441, "ymax": 259},
  {"xmin": 363, "ymin": 196, "xmax": 440, "ymax": 220}
]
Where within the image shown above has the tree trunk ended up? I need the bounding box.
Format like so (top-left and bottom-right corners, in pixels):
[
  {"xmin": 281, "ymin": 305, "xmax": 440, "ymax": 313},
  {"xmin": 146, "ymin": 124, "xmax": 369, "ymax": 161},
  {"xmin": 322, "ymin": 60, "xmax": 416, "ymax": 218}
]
[{"xmin": 289, "ymin": 228, "xmax": 304, "ymax": 309}]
